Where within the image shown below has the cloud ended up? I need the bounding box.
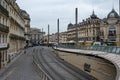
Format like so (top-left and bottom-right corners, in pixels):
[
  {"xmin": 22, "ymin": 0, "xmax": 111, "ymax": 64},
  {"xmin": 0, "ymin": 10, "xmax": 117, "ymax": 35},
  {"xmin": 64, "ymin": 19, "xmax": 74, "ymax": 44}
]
[{"xmin": 16, "ymin": 0, "xmax": 119, "ymax": 34}]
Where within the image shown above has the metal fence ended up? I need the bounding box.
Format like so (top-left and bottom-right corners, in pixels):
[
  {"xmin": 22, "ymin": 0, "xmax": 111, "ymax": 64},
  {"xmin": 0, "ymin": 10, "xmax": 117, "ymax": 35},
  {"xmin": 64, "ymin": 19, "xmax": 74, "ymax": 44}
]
[{"xmin": 57, "ymin": 45, "xmax": 120, "ymax": 54}]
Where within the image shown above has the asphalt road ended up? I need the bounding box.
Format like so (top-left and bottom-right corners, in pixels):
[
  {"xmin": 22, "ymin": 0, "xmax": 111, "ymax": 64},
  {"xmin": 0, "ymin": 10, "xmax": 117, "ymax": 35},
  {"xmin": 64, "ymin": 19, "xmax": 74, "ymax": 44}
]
[
  {"xmin": 0, "ymin": 46, "xmax": 96, "ymax": 80},
  {"xmin": 34, "ymin": 46, "xmax": 96, "ymax": 80}
]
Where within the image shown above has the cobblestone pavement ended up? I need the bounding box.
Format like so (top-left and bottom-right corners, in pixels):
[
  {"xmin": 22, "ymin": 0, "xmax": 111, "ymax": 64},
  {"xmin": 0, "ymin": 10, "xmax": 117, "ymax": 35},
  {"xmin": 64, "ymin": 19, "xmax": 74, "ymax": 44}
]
[{"xmin": 0, "ymin": 47, "xmax": 41, "ymax": 80}]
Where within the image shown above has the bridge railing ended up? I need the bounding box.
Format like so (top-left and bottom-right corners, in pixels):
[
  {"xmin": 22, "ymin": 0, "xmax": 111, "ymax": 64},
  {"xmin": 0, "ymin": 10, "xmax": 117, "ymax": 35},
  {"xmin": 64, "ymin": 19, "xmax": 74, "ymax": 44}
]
[{"xmin": 57, "ymin": 45, "xmax": 120, "ymax": 54}]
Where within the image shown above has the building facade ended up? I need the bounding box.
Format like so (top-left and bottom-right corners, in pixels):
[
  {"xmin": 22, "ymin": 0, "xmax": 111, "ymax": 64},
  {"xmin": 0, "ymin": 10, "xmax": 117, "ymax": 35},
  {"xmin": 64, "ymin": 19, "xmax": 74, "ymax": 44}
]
[
  {"xmin": 30, "ymin": 28, "xmax": 44, "ymax": 46},
  {"xmin": 44, "ymin": 32, "xmax": 68, "ymax": 45},
  {"xmin": 100, "ymin": 9, "xmax": 120, "ymax": 46},
  {"xmin": 8, "ymin": 0, "xmax": 25, "ymax": 57},
  {"xmin": 59, "ymin": 32, "xmax": 68, "ymax": 44},
  {"xmin": 0, "ymin": 0, "xmax": 9, "ymax": 68},
  {"xmin": 0, "ymin": 0, "xmax": 30, "ymax": 69},
  {"xmin": 67, "ymin": 10, "xmax": 120, "ymax": 46},
  {"xmin": 67, "ymin": 11, "xmax": 101, "ymax": 43},
  {"xmin": 21, "ymin": 9, "xmax": 31, "ymax": 47}
]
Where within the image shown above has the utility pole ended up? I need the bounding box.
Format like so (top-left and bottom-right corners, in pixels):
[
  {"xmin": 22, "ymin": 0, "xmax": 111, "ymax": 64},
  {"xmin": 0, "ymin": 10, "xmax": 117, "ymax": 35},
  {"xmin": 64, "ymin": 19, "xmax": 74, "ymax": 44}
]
[
  {"xmin": 75, "ymin": 8, "xmax": 78, "ymax": 42},
  {"xmin": 48, "ymin": 24, "xmax": 50, "ymax": 46},
  {"xmin": 57, "ymin": 18, "xmax": 59, "ymax": 44}
]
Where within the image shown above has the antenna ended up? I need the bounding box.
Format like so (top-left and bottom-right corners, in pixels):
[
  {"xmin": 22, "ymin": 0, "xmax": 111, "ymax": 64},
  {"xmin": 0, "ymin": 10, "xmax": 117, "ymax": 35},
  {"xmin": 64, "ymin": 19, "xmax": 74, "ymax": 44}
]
[
  {"xmin": 119, "ymin": 0, "xmax": 120, "ymax": 16},
  {"xmin": 112, "ymin": 0, "xmax": 114, "ymax": 9},
  {"xmin": 92, "ymin": 1, "xmax": 94, "ymax": 11},
  {"xmin": 92, "ymin": 1, "xmax": 95, "ymax": 15}
]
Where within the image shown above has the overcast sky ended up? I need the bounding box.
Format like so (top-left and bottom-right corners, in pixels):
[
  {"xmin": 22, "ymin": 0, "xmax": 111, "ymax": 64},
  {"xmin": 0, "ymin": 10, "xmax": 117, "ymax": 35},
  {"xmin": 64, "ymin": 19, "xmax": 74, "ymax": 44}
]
[{"xmin": 16, "ymin": 0, "xmax": 119, "ymax": 34}]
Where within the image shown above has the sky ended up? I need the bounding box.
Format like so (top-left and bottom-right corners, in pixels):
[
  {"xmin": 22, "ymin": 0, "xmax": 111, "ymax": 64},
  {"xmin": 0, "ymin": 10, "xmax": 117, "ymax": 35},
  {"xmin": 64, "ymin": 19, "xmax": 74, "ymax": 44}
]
[{"xmin": 16, "ymin": 0, "xmax": 119, "ymax": 34}]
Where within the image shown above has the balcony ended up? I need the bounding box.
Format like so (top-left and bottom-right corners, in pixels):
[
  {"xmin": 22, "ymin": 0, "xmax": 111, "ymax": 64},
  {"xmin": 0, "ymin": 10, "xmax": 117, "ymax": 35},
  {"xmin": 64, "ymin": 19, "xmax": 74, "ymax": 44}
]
[
  {"xmin": 0, "ymin": 23, "xmax": 9, "ymax": 33},
  {"xmin": 9, "ymin": 33, "xmax": 25, "ymax": 41},
  {"xmin": 0, "ymin": 43, "xmax": 9, "ymax": 50},
  {"xmin": 0, "ymin": 5, "xmax": 9, "ymax": 17}
]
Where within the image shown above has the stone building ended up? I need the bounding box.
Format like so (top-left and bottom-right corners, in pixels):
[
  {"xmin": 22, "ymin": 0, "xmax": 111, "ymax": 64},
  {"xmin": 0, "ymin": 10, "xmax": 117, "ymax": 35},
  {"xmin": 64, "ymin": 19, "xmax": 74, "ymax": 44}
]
[
  {"xmin": 49, "ymin": 33, "xmax": 58, "ymax": 44},
  {"xmin": 29, "ymin": 28, "xmax": 44, "ymax": 46},
  {"xmin": 44, "ymin": 32, "xmax": 68, "ymax": 45},
  {"xmin": 0, "ymin": 0, "xmax": 9, "ymax": 68},
  {"xmin": 8, "ymin": 0, "xmax": 25, "ymax": 57},
  {"xmin": 67, "ymin": 9, "xmax": 120, "ymax": 46},
  {"xmin": 100, "ymin": 8, "xmax": 120, "ymax": 46},
  {"xmin": 0, "ymin": 0, "xmax": 30, "ymax": 69},
  {"xmin": 21, "ymin": 9, "xmax": 31, "ymax": 47},
  {"xmin": 59, "ymin": 32, "xmax": 68, "ymax": 44},
  {"xmin": 67, "ymin": 11, "xmax": 101, "ymax": 42},
  {"xmin": 67, "ymin": 23, "xmax": 76, "ymax": 42}
]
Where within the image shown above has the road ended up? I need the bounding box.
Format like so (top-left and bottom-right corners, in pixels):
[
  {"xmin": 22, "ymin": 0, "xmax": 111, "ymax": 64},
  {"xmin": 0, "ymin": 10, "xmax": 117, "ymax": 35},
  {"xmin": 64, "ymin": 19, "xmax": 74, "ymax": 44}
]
[
  {"xmin": 33, "ymin": 46, "xmax": 96, "ymax": 80},
  {"xmin": 0, "ymin": 46, "xmax": 96, "ymax": 80}
]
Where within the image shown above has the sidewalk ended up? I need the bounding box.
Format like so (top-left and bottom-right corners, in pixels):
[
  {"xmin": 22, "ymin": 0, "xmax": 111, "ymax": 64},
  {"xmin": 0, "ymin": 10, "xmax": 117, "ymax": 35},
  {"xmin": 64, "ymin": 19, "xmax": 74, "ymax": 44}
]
[
  {"xmin": 0, "ymin": 49, "xmax": 25, "ymax": 79},
  {"xmin": 55, "ymin": 48, "xmax": 120, "ymax": 80},
  {"xmin": 0, "ymin": 47, "xmax": 41, "ymax": 80}
]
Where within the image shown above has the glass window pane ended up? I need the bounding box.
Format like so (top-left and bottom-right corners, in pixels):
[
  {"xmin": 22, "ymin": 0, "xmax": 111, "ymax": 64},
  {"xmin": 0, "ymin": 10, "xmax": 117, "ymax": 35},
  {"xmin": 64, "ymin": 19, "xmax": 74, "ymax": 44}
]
[{"xmin": 116, "ymin": 48, "xmax": 120, "ymax": 54}]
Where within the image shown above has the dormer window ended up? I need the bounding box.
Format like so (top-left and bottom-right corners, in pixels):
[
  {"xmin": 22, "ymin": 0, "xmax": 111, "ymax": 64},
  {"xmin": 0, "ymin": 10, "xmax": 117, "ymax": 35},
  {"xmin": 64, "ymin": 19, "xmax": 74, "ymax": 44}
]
[{"xmin": 110, "ymin": 13, "xmax": 115, "ymax": 18}]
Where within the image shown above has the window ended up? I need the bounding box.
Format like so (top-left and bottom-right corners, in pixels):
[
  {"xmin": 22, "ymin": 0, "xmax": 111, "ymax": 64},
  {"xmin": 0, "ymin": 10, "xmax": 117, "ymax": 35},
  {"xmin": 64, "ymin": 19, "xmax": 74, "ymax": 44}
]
[
  {"xmin": 6, "ymin": 19, "xmax": 7, "ymax": 25},
  {"xmin": 5, "ymin": 34, "xmax": 7, "ymax": 43},
  {"xmin": 3, "ymin": 35, "xmax": 4, "ymax": 43},
  {"xmin": 0, "ymin": 16, "xmax": 1, "ymax": 24},
  {"xmin": 108, "ymin": 25, "xmax": 116, "ymax": 42},
  {"xmin": 3, "ymin": 17, "xmax": 4, "ymax": 25},
  {"xmin": 109, "ymin": 26, "xmax": 116, "ymax": 36},
  {"xmin": 0, "ymin": 34, "xmax": 1, "ymax": 43}
]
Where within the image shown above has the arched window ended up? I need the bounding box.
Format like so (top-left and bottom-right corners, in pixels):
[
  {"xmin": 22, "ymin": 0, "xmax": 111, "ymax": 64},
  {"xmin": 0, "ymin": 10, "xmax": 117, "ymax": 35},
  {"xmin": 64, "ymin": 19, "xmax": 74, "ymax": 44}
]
[
  {"xmin": 108, "ymin": 25, "xmax": 116, "ymax": 42},
  {"xmin": 109, "ymin": 26, "xmax": 116, "ymax": 36}
]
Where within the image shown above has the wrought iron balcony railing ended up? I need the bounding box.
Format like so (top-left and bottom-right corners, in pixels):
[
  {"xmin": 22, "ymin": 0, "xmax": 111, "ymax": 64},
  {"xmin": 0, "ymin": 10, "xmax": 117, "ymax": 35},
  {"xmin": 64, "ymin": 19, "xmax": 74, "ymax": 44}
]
[{"xmin": 0, "ymin": 23, "xmax": 9, "ymax": 33}]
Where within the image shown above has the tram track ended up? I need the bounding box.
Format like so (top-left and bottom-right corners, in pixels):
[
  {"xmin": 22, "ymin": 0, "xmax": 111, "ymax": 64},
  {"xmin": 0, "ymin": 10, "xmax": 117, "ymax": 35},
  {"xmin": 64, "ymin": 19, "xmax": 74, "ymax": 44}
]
[
  {"xmin": 33, "ymin": 47, "xmax": 97, "ymax": 80},
  {"xmin": 44, "ymin": 50, "xmax": 83, "ymax": 80},
  {"xmin": 33, "ymin": 48, "xmax": 54, "ymax": 80},
  {"xmin": 37, "ymin": 48, "xmax": 65, "ymax": 80}
]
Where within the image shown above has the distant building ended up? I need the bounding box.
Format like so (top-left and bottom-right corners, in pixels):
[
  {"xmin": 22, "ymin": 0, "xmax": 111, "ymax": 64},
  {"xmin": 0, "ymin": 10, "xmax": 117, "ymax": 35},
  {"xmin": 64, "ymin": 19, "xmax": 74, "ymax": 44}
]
[
  {"xmin": 44, "ymin": 32, "xmax": 68, "ymax": 45},
  {"xmin": 100, "ymin": 8, "xmax": 120, "ymax": 46},
  {"xmin": 67, "ymin": 9, "xmax": 120, "ymax": 46},
  {"xmin": 67, "ymin": 11, "xmax": 101, "ymax": 43},
  {"xmin": 59, "ymin": 32, "xmax": 68, "ymax": 44},
  {"xmin": 30, "ymin": 28, "xmax": 45, "ymax": 45},
  {"xmin": 21, "ymin": 9, "xmax": 31, "ymax": 47},
  {"xmin": 44, "ymin": 33, "xmax": 57, "ymax": 44}
]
